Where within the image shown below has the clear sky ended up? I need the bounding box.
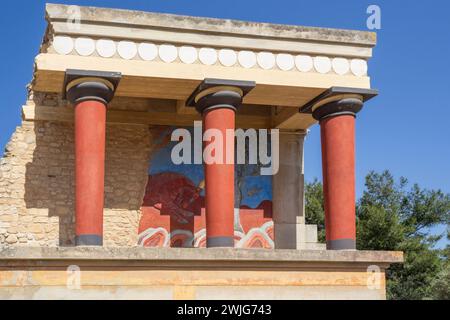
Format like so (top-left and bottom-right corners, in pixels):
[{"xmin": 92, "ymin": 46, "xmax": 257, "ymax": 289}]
[{"xmin": 0, "ymin": 1, "xmax": 448, "ymax": 244}]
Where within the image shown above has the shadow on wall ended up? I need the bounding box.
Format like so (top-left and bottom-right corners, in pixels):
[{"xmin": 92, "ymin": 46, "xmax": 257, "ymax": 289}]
[{"xmin": 24, "ymin": 121, "xmax": 151, "ymax": 246}]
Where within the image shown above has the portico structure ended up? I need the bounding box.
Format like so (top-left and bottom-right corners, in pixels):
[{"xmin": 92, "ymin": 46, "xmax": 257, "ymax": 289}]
[{"xmin": 0, "ymin": 4, "xmax": 402, "ymax": 300}]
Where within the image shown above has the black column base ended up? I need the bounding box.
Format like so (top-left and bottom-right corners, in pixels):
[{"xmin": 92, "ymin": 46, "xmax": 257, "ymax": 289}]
[
  {"xmin": 75, "ymin": 234, "xmax": 103, "ymax": 246},
  {"xmin": 206, "ymin": 236, "xmax": 234, "ymax": 248},
  {"xmin": 326, "ymin": 238, "xmax": 356, "ymax": 250}
]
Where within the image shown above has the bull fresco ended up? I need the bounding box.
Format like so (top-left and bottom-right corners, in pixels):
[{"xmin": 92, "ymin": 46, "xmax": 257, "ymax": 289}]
[{"xmin": 138, "ymin": 126, "xmax": 274, "ymax": 248}]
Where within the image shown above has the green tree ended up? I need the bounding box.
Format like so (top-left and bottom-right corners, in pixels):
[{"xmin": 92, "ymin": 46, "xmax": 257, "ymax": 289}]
[
  {"xmin": 305, "ymin": 170, "xmax": 450, "ymax": 300},
  {"xmin": 304, "ymin": 178, "xmax": 325, "ymax": 242},
  {"xmin": 428, "ymin": 231, "xmax": 450, "ymax": 299}
]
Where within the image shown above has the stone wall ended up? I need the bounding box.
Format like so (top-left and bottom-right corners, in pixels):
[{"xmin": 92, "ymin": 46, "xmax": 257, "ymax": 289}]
[{"xmin": 0, "ymin": 120, "xmax": 152, "ymax": 247}]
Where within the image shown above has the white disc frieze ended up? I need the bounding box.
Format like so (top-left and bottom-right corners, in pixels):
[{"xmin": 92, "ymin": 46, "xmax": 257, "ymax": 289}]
[
  {"xmin": 117, "ymin": 41, "xmax": 137, "ymax": 60},
  {"xmin": 53, "ymin": 36, "xmax": 74, "ymax": 55},
  {"xmin": 276, "ymin": 53, "xmax": 294, "ymax": 71},
  {"xmin": 295, "ymin": 55, "xmax": 313, "ymax": 72},
  {"xmin": 96, "ymin": 39, "xmax": 116, "ymax": 58},
  {"xmin": 74, "ymin": 37, "xmax": 95, "ymax": 56},
  {"xmin": 238, "ymin": 51, "xmax": 256, "ymax": 68},
  {"xmin": 350, "ymin": 59, "xmax": 368, "ymax": 76},
  {"xmin": 332, "ymin": 58, "xmax": 350, "ymax": 75},
  {"xmin": 138, "ymin": 43, "xmax": 157, "ymax": 61},
  {"xmin": 159, "ymin": 44, "xmax": 178, "ymax": 63},
  {"xmin": 257, "ymin": 52, "xmax": 275, "ymax": 70},
  {"xmin": 199, "ymin": 48, "xmax": 217, "ymax": 65},
  {"xmin": 313, "ymin": 56, "xmax": 332, "ymax": 74},
  {"xmin": 218, "ymin": 49, "xmax": 237, "ymax": 67},
  {"xmin": 179, "ymin": 46, "xmax": 198, "ymax": 64}
]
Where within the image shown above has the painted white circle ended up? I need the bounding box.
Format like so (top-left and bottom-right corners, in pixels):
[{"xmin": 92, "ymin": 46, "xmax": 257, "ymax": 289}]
[
  {"xmin": 74, "ymin": 37, "xmax": 95, "ymax": 56},
  {"xmin": 199, "ymin": 48, "xmax": 217, "ymax": 65},
  {"xmin": 257, "ymin": 52, "xmax": 275, "ymax": 70},
  {"xmin": 238, "ymin": 51, "xmax": 256, "ymax": 68},
  {"xmin": 179, "ymin": 46, "xmax": 198, "ymax": 64},
  {"xmin": 350, "ymin": 59, "xmax": 368, "ymax": 76},
  {"xmin": 117, "ymin": 41, "xmax": 137, "ymax": 60},
  {"xmin": 138, "ymin": 43, "xmax": 157, "ymax": 61},
  {"xmin": 159, "ymin": 44, "xmax": 178, "ymax": 63},
  {"xmin": 218, "ymin": 49, "xmax": 237, "ymax": 67},
  {"xmin": 276, "ymin": 53, "xmax": 295, "ymax": 71},
  {"xmin": 313, "ymin": 56, "xmax": 332, "ymax": 74},
  {"xmin": 332, "ymin": 58, "xmax": 350, "ymax": 75},
  {"xmin": 53, "ymin": 36, "xmax": 73, "ymax": 55},
  {"xmin": 96, "ymin": 39, "xmax": 116, "ymax": 58},
  {"xmin": 295, "ymin": 55, "xmax": 313, "ymax": 72}
]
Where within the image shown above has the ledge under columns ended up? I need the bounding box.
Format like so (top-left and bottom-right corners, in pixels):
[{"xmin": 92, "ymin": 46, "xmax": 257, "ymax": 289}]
[{"xmin": 0, "ymin": 247, "xmax": 403, "ymax": 300}]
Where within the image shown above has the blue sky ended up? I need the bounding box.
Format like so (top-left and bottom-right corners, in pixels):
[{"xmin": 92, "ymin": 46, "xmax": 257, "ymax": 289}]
[{"xmin": 0, "ymin": 1, "xmax": 448, "ymax": 244}]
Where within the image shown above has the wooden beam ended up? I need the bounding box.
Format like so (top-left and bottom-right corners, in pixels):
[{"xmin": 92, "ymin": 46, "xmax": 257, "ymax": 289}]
[
  {"xmin": 22, "ymin": 105, "xmax": 272, "ymax": 129},
  {"xmin": 272, "ymin": 106, "xmax": 316, "ymax": 129},
  {"xmin": 176, "ymin": 100, "xmax": 197, "ymax": 115}
]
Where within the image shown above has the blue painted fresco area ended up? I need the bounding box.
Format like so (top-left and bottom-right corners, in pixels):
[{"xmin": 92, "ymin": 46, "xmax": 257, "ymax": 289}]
[
  {"xmin": 237, "ymin": 173, "xmax": 272, "ymax": 208},
  {"xmin": 148, "ymin": 126, "xmax": 272, "ymax": 208}
]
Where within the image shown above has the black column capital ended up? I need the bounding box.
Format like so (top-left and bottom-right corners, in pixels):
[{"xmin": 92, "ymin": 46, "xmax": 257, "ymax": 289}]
[
  {"xmin": 299, "ymin": 87, "xmax": 378, "ymax": 121},
  {"xmin": 186, "ymin": 78, "xmax": 255, "ymax": 114},
  {"xmin": 63, "ymin": 69, "xmax": 122, "ymax": 105}
]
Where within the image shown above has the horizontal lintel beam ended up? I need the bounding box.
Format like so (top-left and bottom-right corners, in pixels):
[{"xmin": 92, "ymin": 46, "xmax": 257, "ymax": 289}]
[{"xmin": 22, "ymin": 105, "xmax": 272, "ymax": 129}]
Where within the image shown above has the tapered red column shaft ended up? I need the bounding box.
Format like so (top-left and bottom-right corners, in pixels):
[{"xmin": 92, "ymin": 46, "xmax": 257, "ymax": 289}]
[
  {"xmin": 203, "ymin": 107, "xmax": 235, "ymax": 247},
  {"xmin": 320, "ymin": 114, "xmax": 356, "ymax": 250},
  {"xmin": 64, "ymin": 69, "xmax": 121, "ymax": 246},
  {"xmin": 74, "ymin": 100, "xmax": 107, "ymax": 245},
  {"xmin": 188, "ymin": 79, "xmax": 255, "ymax": 248},
  {"xmin": 300, "ymin": 88, "xmax": 378, "ymax": 250}
]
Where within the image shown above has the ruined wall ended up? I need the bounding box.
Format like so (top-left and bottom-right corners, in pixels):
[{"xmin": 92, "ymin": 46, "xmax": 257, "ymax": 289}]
[
  {"xmin": 103, "ymin": 124, "xmax": 152, "ymax": 246},
  {"xmin": 0, "ymin": 120, "xmax": 151, "ymax": 247},
  {"xmin": 0, "ymin": 119, "xmax": 277, "ymax": 248}
]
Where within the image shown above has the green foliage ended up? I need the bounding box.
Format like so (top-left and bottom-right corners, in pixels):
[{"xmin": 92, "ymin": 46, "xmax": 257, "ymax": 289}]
[
  {"xmin": 387, "ymin": 239, "xmax": 443, "ymax": 299},
  {"xmin": 304, "ymin": 178, "xmax": 326, "ymax": 242},
  {"xmin": 428, "ymin": 258, "xmax": 450, "ymax": 299},
  {"xmin": 427, "ymin": 231, "xmax": 450, "ymax": 299},
  {"xmin": 356, "ymin": 205, "xmax": 404, "ymax": 251},
  {"xmin": 305, "ymin": 170, "xmax": 450, "ymax": 300}
]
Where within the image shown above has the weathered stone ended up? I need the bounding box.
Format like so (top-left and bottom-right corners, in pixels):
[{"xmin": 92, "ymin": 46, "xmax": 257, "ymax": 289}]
[
  {"xmin": 7, "ymin": 227, "xmax": 18, "ymax": 234},
  {"xmin": 5, "ymin": 234, "xmax": 18, "ymax": 244},
  {"xmin": 29, "ymin": 225, "xmax": 44, "ymax": 233},
  {"xmin": 0, "ymin": 120, "xmax": 151, "ymax": 247}
]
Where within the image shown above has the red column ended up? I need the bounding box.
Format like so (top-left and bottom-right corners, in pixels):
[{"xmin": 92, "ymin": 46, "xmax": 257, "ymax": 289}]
[
  {"xmin": 187, "ymin": 80, "xmax": 255, "ymax": 248},
  {"xmin": 301, "ymin": 88, "xmax": 377, "ymax": 250},
  {"xmin": 64, "ymin": 70, "xmax": 120, "ymax": 246},
  {"xmin": 320, "ymin": 114, "xmax": 356, "ymax": 250},
  {"xmin": 74, "ymin": 100, "xmax": 107, "ymax": 246},
  {"xmin": 203, "ymin": 107, "xmax": 235, "ymax": 247}
]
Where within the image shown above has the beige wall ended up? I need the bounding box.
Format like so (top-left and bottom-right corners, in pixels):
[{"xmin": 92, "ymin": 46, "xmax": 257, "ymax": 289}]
[
  {"xmin": 0, "ymin": 120, "xmax": 152, "ymax": 247},
  {"xmin": 0, "ymin": 246, "xmax": 403, "ymax": 300},
  {"xmin": 0, "ymin": 268, "xmax": 386, "ymax": 300},
  {"xmin": 0, "ymin": 246, "xmax": 394, "ymax": 300}
]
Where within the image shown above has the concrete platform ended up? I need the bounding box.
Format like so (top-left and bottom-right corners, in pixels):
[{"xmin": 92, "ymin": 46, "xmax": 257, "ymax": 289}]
[{"xmin": 0, "ymin": 247, "xmax": 402, "ymax": 300}]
